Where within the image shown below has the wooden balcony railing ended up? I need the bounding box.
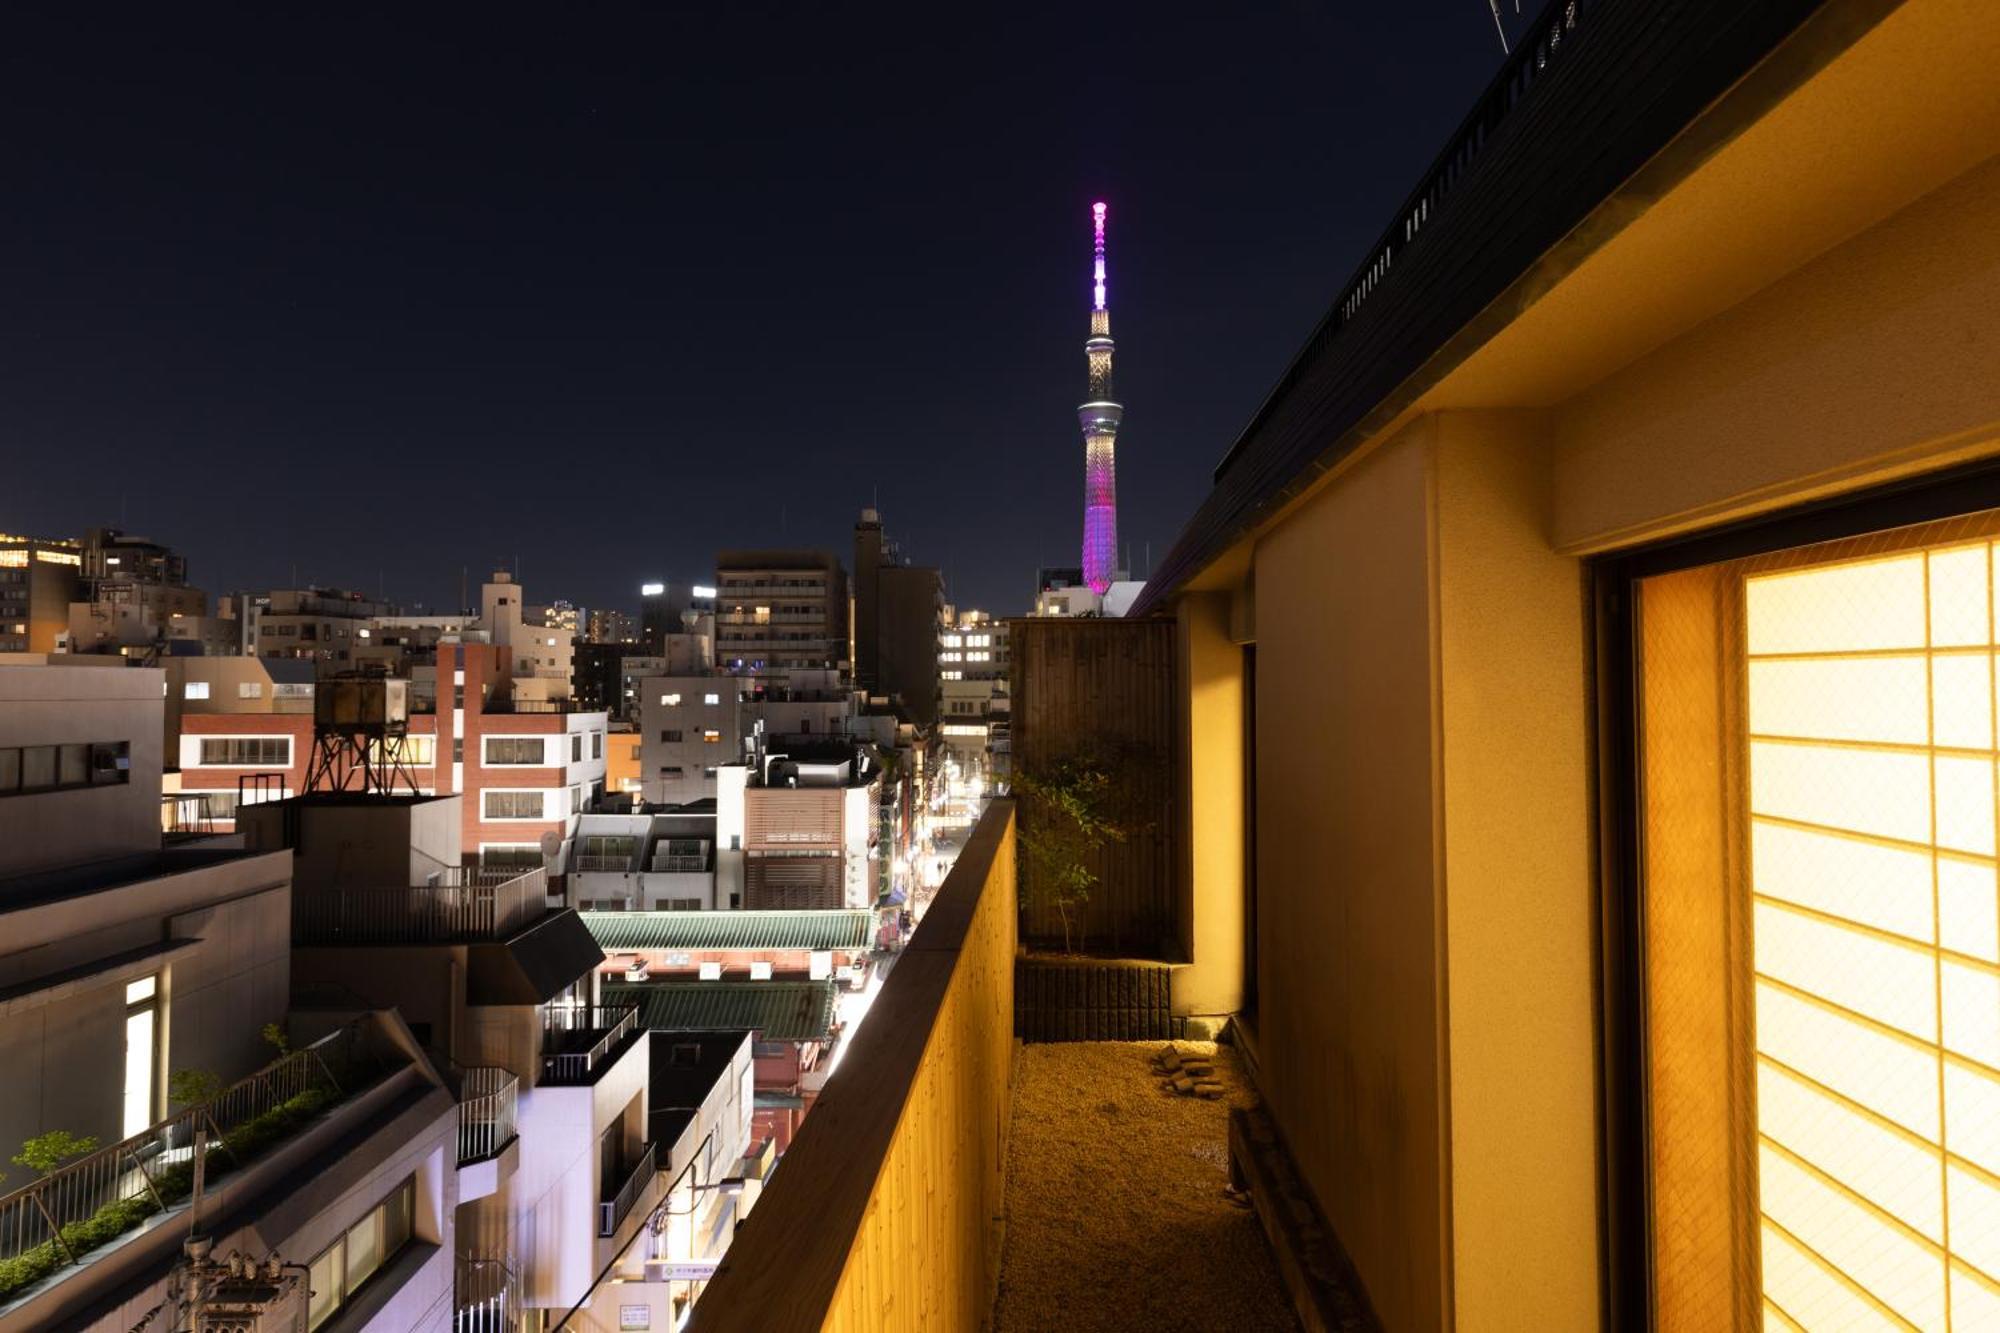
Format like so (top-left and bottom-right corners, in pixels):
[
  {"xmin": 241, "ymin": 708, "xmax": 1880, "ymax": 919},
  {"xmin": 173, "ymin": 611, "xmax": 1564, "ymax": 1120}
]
[{"xmin": 686, "ymin": 798, "xmax": 1016, "ymax": 1332}]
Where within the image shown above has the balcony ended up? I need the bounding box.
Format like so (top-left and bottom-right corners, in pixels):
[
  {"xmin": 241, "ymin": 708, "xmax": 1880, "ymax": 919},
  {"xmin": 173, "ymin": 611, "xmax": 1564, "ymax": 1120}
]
[
  {"xmin": 457, "ymin": 1067, "xmax": 519, "ymax": 1165},
  {"xmin": 671, "ymin": 800, "xmax": 1298, "ymax": 1331},
  {"xmin": 540, "ymin": 1005, "xmax": 641, "ymax": 1084},
  {"xmin": 598, "ymin": 1141, "xmax": 659, "ymax": 1237},
  {"xmin": 0, "ymin": 1017, "xmax": 406, "ymax": 1310},
  {"xmin": 293, "ymin": 866, "xmax": 547, "ymax": 944},
  {"xmin": 454, "ymin": 1255, "xmax": 518, "ymax": 1333}
]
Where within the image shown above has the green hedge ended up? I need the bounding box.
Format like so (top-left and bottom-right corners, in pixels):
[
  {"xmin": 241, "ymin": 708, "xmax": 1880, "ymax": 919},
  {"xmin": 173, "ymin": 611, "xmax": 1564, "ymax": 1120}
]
[{"xmin": 0, "ymin": 1087, "xmax": 335, "ymax": 1302}]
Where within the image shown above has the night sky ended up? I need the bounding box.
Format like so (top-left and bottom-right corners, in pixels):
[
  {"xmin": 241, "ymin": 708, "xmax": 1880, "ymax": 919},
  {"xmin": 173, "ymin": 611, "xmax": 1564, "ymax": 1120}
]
[{"xmin": 2, "ymin": 4, "xmax": 1540, "ymax": 617}]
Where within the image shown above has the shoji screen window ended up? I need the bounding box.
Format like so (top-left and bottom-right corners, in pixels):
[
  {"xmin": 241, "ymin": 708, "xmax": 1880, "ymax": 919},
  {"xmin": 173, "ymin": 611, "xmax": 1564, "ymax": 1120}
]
[{"xmin": 1637, "ymin": 515, "xmax": 2000, "ymax": 1331}]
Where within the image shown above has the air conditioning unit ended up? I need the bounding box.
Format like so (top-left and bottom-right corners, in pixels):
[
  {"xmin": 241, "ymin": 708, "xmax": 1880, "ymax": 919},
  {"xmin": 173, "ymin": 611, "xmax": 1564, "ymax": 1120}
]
[
  {"xmin": 624, "ymin": 965, "xmax": 650, "ymax": 983},
  {"xmin": 750, "ymin": 961, "xmax": 773, "ymax": 981},
  {"xmin": 699, "ymin": 962, "xmax": 722, "ymax": 981}
]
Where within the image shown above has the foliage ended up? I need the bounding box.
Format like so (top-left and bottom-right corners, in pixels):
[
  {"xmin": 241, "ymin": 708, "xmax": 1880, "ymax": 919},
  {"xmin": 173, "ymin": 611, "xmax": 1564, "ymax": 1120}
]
[
  {"xmin": 12, "ymin": 1132, "xmax": 97, "ymax": 1176},
  {"xmin": 0, "ymin": 1087, "xmax": 336, "ymax": 1301},
  {"xmin": 260, "ymin": 1021, "xmax": 290, "ymax": 1057},
  {"xmin": 167, "ymin": 1068, "xmax": 224, "ymax": 1108},
  {"xmin": 1014, "ymin": 759, "xmax": 1126, "ymax": 955}
]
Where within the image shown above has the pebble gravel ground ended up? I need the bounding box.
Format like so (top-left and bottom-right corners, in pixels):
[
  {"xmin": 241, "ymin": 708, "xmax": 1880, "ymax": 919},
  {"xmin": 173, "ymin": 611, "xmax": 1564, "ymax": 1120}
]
[{"xmin": 992, "ymin": 1041, "xmax": 1300, "ymax": 1332}]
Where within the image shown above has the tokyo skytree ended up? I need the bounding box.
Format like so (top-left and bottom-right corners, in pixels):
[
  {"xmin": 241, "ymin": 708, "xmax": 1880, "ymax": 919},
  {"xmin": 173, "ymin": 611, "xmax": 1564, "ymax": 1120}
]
[{"xmin": 1079, "ymin": 201, "xmax": 1122, "ymax": 597}]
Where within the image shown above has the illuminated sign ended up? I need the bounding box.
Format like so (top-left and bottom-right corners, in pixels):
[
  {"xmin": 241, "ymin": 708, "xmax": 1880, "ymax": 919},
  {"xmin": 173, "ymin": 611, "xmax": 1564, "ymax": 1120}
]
[{"xmin": 640, "ymin": 583, "xmax": 665, "ymax": 596}]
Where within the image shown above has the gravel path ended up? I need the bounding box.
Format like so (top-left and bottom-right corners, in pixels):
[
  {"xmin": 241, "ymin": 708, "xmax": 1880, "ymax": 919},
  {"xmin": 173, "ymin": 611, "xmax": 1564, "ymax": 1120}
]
[{"xmin": 992, "ymin": 1041, "xmax": 1299, "ymax": 1332}]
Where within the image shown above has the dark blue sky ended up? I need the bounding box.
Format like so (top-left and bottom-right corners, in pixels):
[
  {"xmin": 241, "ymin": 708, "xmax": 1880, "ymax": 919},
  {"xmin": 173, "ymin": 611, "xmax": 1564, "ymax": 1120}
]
[{"xmin": 2, "ymin": 3, "xmax": 1540, "ymax": 616}]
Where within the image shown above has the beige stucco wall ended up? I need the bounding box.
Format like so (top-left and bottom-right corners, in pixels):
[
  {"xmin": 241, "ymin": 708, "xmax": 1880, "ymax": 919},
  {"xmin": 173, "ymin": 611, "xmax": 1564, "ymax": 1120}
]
[
  {"xmin": 1553, "ymin": 151, "xmax": 2000, "ymax": 554},
  {"xmin": 1251, "ymin": 422, "xmax": 1446, "ymax": 1333},
  {"xmin": 1172, "ymin": 592, "xmax": 1246, "ymax": 1018},
  {"xmin": 1432, "ymin": 412, "xmax": 1599, "ymax": 1331}
]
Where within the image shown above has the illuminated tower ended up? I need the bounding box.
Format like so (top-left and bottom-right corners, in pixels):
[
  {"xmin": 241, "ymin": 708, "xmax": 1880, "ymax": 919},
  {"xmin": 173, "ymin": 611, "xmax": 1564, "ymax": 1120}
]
[{"xmin": 1079, "ymin": 201, "xmax": 1122, "ymax": 597}]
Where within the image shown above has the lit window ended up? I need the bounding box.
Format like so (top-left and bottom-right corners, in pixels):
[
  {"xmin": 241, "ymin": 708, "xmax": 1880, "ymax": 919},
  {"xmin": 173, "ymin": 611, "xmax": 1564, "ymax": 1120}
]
[
  {"xmin": 703, "ymin": 693, "xmax": 720, "ymax": 705},
  {"xmin": 237, "ymin": 681, "xmax": 264, "ymax": 699},
  {"xmin": 1636, "ymin": 523, "xmax": 2000, "ymax": 1328},
  {"xmin": 701, "ymin": 730, "xmax": 721, "ymax": 743},
  {"xmin": 661, "ymin": 693, "xmax": 681, "ymax": 707},
  {"xmin": 123, "ymin": 974, "xmax": 158, "ymax": 1136},
  {"xmin": 184, "ymin": 681, "xmax": 210, "ymax": 700}
]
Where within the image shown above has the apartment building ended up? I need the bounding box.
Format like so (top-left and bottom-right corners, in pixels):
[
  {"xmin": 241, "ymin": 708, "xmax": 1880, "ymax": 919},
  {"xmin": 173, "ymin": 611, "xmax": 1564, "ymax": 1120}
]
[
  {"xmin": 568, "ymin": 810, "xmax": 718, "ymax": 911},
  {"xmin": 241, "ymin": 792, "xmax": 662, "ymax": 1323},
  {"xmin": 0, "ymin": 534, "xmax": 82, "ymax": 653},
  {"xmin": 852, "ymin": 509, "xmax": 943, "ymax": 726},
  {"xmin": 565, "ymin": 1030, "xmax": 756, "ymax": 1331},
  {"xmin": 64, "ymin": 530, "xmax": 216, "ymax": 657},
  {"xmin": 0, "ymin": 663, "xmax": 457, "ymax": 1332},
  {"xmin": 640, "ymin": 675, "xmax": 740, "ymax": 805},
  {"xmin": 602, "ymin": 980, "xmax": 836, "ymax": 1154},
  {"xmin": 244, "ymin": 586, "xmax": 396, "ymax": 669},
  {"xmin": 713, "ymin": 550, "xmax": 847, "ymax": 682},
  {"xmin": 716, "ymin": 748, "xmax": 880, "ymax": 912}
]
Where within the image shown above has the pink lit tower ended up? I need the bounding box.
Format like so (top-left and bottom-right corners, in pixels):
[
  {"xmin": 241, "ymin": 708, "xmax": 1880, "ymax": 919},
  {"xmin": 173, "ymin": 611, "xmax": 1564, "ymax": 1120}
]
[{"xmin": 1079, "ymin": 201, "xmax": 1123, "ymax": 596}]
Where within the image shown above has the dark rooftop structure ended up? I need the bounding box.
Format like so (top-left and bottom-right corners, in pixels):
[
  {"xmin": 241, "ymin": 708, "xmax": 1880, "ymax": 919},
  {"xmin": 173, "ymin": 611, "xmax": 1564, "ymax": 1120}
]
[{"xmin": 607, "ymin": 980, "xmax": 839, "ymax": 1043}]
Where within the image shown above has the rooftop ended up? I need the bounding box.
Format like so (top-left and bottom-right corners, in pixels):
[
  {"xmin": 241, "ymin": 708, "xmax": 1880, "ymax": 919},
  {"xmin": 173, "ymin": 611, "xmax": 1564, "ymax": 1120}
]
[
  {"xmin": 584, "ymin": 909, "xmax": 872, "ymax": 955},
  {"xmin": 605, "ymin": 980, "xmax": 838, "ymax": 1043},
  {"xmin": 1132, "ymin": 0, "xmax": 1838, "ymax": 615}
]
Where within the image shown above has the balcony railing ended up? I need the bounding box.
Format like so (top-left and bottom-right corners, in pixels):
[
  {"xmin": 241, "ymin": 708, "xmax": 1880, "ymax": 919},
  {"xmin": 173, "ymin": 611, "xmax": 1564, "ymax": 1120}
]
[
  {"xmin": 480, "ymin": 697, "xmax": 583, "ymax": 714},
  {"xmin": 573, "ymin": 854, "xmax": 634, "ymax": 873},
  {"xmin": 540, "ymin": 1005, "xmax": 640, "ymax": 1084},
  {"xmin": 598, "ymin": 1141, "xmax": 659, "ymax": 1237},
  {"xmin": 457, "ymin": 1068, "xmax": 519, "ymax": 1165},
  {"xmin": 0, "ymin": 1021, "xmax": 380, "ymax": 1303},
  {"xmin": 686, "ymin": 800, "xmax": 1016, "ymax": 1331},
  {"xmin": 294, "ymin": 867, "xmax": 547, "ymax": 944},
  {"xmin": 455, "ymin": 1255, "xmax": 519, "ymax": 1333}
]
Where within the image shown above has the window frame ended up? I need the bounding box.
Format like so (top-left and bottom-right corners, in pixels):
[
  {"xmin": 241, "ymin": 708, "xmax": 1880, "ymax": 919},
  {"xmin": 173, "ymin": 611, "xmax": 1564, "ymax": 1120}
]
[{"xmin": 1592, "ymin": 456, "xmax": 2000, "ymax": 1331}]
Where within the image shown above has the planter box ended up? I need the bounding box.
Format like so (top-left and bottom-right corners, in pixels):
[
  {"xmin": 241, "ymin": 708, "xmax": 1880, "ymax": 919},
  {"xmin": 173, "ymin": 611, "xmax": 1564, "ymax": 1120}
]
[{"xmin": 1013, "ymin": 955, "xmax": 1173, "ymax": 1042}]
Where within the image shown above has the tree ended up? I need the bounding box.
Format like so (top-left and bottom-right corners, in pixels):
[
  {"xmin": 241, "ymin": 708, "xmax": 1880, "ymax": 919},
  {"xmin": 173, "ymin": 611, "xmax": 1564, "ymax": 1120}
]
[
  {"xmin": 1013, "ymin": 759, "xmax": 1125, "ymax": 955},
  {"xmin": 260, "ymin": 1022, "xmax": 290, "ymax": 1057},
  {"xmin": 14, "ymin": 1130, "xmax": 98, "ymax": 1176},
  {"xmin": 168, "ymin": 1068, "xmax": 224, "ymax": 1108}
]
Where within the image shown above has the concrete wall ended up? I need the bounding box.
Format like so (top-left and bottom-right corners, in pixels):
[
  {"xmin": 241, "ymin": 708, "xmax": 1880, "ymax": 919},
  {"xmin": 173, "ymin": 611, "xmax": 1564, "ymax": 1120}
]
[
  {"xmin": 0, "ymin": 850, "xmax": 291, "ymax": 1155},
  {"xmin": 0, "ymin": 665, "xmax": 163, "ymax": 873}
]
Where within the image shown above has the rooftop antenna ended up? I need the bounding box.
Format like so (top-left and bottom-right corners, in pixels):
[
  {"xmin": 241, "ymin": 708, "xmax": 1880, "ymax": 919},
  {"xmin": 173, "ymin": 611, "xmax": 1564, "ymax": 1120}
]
[{"xmin": 1487, "ymin": 0, "xmax": 1511, "ymax": 52}]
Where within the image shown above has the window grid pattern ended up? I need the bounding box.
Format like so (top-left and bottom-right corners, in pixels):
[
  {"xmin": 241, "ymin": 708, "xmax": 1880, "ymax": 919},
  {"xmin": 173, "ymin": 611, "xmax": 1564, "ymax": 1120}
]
[{"xmin": 1747, "ymin": 541, "xmax": 2000, "ymax": 1329}]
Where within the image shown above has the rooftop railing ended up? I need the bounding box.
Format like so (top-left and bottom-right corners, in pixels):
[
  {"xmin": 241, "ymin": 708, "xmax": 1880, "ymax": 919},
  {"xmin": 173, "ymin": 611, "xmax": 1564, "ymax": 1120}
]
[
  {"xmin": 293, "ymin": 867, "xmax": 547, "ymax": 945},
  {"xmin": 540, "ymin": 1005, "xmax": 641, "ymax": 1085},
  {"xmin": 457, "ymin": 1067, "xmax": 519, "ymax": 1166},
  {"xmin": 598, "ymin": 1141, "xmax": 659, "ymax": 1237},
  {"xmin": 0, "ymin": 1021, "xmax": 381, "ymax": 1304},
  {"xmin": 685, "ymin": 800, "xmax": 1017, "ymax": 1331}
]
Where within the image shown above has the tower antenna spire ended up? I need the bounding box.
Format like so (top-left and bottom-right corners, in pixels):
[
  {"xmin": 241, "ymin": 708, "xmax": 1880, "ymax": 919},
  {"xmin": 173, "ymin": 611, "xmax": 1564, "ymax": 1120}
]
[{"xmin": 1079, "ymin": 201, "xmax": 1122, "ymax": 597}]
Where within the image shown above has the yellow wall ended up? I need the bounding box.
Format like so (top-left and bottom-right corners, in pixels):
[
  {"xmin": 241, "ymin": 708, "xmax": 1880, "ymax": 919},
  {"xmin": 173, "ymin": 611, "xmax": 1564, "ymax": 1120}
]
[
  {"xmin": 606, "ymin": 729, "xmax": 642, "ymax": 794},
  {"xmin": 1252, "ymin": 422, "xmax": 1447, "ymax": 1333},
  {"xmin": 1174, "ymin": 591, "xmax": 1246, "ymax": 1017},
  {"xmin": 1554, "ymin": 152, "xmax": 2000, "ymax": 554},
  {"xmin": 1433, "ymin": 411, "xmax": 1599, "ymax": 1330}
]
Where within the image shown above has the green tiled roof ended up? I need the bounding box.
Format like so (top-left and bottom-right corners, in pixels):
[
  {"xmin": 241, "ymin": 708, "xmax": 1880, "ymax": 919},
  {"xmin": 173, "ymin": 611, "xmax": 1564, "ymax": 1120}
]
[
  {"xmin": 583, "ymin": 910, "xmax": 871, "ymax": 954},
  {"xmin": 606, "ymin": 980, "xmax": 839, "ymax": 1043}
]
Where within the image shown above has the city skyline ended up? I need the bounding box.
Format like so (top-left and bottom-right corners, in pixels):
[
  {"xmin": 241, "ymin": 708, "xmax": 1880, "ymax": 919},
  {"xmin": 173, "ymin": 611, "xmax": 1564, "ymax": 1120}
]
[{"xmin": 0, "ymin": 4, "xmax": 1524, "ymax": 614}]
